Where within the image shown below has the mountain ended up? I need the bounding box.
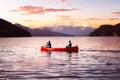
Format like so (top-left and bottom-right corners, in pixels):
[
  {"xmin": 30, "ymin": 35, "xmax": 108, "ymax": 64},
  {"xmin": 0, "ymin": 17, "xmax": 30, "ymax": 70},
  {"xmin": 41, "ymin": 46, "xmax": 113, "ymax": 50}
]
[
  {"xmin": 15, "ymin": 24, "xmax": 71, "ymax": 36},
  {"xmin": 114, "ymin": 23, "xmax": 120, "ymax": 36},
  {"xmin": 49, "ymin": 25, "xmax": 95, "ymax": 36},
  {"xmin": 29, "ymin": 28, "xmax": 71, "ymax": 36},
  {"xmin": 0, "ymin": 19, "xmax": 31, "ymax": 37},
  {"xmin": 89, "ymin": 23, "xmax": 120, "ymax": 36},
  {"xmin": 15, "ymin": 24, "xmax": 95, "ymax": 36}
]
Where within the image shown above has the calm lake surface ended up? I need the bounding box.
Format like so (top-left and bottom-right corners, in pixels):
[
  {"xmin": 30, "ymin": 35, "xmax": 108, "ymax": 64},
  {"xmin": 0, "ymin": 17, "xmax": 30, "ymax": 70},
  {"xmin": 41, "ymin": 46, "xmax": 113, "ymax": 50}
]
[{"xmin": 0, "ymin": 37, "xmax": 120, "ymax": 80}]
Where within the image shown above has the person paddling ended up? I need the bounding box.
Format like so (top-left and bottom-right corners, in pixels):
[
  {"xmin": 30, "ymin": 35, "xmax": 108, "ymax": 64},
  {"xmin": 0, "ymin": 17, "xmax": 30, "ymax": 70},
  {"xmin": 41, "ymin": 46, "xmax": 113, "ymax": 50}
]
[
  {"xmin": 46, "ymin": 41, "xmax": 52, "ymax": 48},
  {"xmin": 66, "ymin": 40, "xmax": 72, "ymax": 48}
]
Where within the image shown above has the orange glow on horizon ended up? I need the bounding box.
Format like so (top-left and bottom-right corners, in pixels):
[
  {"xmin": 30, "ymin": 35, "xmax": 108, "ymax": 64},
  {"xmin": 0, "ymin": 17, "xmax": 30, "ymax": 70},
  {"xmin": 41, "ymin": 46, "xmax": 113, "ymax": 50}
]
[
  {"xmin": 1, "ymin": 0, "xmax": 120, "ymax": 29},
  {"xmin": 15, "ymin": 18, "xmax": 120, "ymax": 28}
]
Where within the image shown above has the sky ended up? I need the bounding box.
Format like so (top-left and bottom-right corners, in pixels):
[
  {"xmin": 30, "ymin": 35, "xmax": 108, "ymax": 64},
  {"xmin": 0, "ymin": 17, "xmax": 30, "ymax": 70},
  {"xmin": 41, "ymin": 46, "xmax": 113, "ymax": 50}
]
[{"xmin": 0, "ymin": 0, "xmax": 120, "ymax": 28}]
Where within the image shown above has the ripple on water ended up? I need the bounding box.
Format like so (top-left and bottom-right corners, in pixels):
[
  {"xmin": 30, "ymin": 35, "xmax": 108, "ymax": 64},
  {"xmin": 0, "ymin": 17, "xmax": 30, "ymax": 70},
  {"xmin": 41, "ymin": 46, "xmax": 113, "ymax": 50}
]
[{"xmin": 0, "ymin": 37, "xmax": 120, "ymax": 80}]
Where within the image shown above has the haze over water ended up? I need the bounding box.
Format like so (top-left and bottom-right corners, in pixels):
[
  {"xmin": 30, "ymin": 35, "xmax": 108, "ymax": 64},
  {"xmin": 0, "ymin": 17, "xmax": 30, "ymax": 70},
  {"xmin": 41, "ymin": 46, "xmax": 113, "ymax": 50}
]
[{"xmin": 0, "ymin": 37, "xmax": 120, "ymax": 80}]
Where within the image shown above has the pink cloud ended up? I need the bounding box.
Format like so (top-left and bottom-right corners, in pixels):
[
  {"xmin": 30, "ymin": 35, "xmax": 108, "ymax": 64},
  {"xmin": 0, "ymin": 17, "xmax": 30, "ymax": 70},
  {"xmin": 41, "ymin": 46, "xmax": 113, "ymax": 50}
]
[
  {"xmin": 85, "ymin": 17, "xmax": 120, "ymax": 21},
  {"xmin": 86, "ymin": 18, "xmax": 103, "ymax": 20},
  {"xmin": 22, "ymin": 20, "xmax": 34, "ymax": 22},
  {"xmin": 10, "ymin": 5, "xmax": 78, "ymax": 15},
  {"xmin": 112, "ymin": 12, "xmax": 120, "ymax": 14},
  {"xmin": 10, "ymin": 10, "xmax": 19, "ymax": 12},
  {"xmin": 10, "ymin": 5, "xmax": 45, "ymax": 15},
  {"xmin": 45, "ymin": 8, "xmax": 71, "ymax": 12},
  {"xmin": 108, "ymin": 18, "xmax": 120, "ymax": 20},
  {"xmin": 60, "ymin": 0, "xmax": 68, "ymax": 2},
  {"xmin": 111, "ymin": 12, "xmax": 120, "ymax": 16}
]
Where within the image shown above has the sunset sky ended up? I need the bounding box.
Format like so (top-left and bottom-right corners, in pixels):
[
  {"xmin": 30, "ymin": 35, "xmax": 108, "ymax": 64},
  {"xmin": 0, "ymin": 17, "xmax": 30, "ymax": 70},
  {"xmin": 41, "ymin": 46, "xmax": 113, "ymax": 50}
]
[{"xmin": 0, "ymin": 0, "xmax": 120, "ymax": 28}]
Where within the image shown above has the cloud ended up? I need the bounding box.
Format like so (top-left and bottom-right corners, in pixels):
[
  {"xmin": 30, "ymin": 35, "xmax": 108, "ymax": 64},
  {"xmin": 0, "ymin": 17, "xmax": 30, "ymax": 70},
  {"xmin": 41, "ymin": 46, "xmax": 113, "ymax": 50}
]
[
  {"xmin": 57, "ymin": 16, "xmax": 120, "ymax": 21},
  {"xmin": 108, "ymin": 18, "xmax": 120, "ymax": 20},
  {"xmin": 85, "ymin": 17, "xmax": 120, "ymax": 21},
  {"xmin": 111, "ymin": 12, "xmax": 120, "ymax": 16},
  {"xmin": 10, "ymin": 5, "xmax": 44, "ymax": 15},
  {"xmin": 60, "ymin": 0, "xmax": 68, "ymax": 2},
  {"xmin": 22, "ymin": 20, "xmax": 34, "ymax": 22},
  {"xmin": 86, "ymin": 18, "xmax": 103, "ymax": 20},
  {"xmin": 57, "ymin": 15, "xmax": 82, "ymax": 21},
  {"xmin": 112, "ymin": 12, "xmax": 120, "ymax": 14},
  {"xmin": 10, "ymin": 5, "xmax": 78, "ymax": 15},
  {"xmin": 10, "ymin": 10, "xmax": 19, "ymax": 12},
  {"xmin": 45, "ymin": 8, "xmax": 72, "ymax": 12}
]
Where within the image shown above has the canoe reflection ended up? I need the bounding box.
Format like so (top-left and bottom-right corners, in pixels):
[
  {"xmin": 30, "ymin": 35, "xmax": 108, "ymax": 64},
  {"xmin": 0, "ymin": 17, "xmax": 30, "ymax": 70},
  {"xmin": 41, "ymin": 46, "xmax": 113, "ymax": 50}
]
[{"xmin": 41, "ymin": 51, "xmax": 78, "ymax": 58}]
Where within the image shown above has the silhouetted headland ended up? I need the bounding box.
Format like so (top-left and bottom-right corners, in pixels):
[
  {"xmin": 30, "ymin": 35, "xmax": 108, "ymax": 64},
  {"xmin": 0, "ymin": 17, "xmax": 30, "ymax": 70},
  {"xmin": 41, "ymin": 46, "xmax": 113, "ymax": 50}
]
[
  {"xmin": 0, "ymin": 18, "xmax": 31, "ymax": 37},
  {"xmin": 89, "ymin": 23, "xmax": 120, "ymax": 36}
]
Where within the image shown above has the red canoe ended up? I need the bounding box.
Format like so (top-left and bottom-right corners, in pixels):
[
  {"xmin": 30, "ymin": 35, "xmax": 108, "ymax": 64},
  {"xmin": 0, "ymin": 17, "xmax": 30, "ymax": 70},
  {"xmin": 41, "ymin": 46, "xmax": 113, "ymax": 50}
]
[{"xmin": 41, "ymin": 46, "xmax": 79, "ymax": 52}]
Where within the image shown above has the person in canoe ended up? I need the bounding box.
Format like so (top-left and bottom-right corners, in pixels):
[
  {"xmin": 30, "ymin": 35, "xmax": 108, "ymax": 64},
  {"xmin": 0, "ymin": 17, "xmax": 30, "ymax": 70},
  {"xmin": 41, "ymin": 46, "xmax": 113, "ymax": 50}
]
[
  {"xmin": 46, "ymin": 41, "xmax": 52, "ymax": 48},
  {"xmin": 66, "ymin": 40, "xmax": 72, "ymax": 48}
]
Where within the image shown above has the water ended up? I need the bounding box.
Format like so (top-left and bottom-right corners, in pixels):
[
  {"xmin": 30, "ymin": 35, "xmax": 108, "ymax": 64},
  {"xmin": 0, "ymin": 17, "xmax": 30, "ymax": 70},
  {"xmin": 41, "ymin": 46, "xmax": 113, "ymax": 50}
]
[{"xmin": 0, "ymin": 37, "xmax": 120, "ymax": 80}]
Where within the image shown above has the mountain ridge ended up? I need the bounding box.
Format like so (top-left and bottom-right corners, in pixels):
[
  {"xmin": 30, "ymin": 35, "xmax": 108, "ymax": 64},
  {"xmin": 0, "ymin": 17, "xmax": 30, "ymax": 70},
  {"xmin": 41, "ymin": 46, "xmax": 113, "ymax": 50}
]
[
  {"xmin": 0, "ymin": 18, "xmax": 95, "ymax": 36},
  {"xmin": 0, "ymin": 18, "xmax": 31, "ymax": 37},
  {"xmin": 15, "ymin": 23, "xmax": 95, "ymax": 36},
  {"xmin": 15, "ymin": 23, "xmax": 72, "ymax": 36},
  {"xmin": 89, "ymin": 23, "xmax": 120, "ymax": 36}
]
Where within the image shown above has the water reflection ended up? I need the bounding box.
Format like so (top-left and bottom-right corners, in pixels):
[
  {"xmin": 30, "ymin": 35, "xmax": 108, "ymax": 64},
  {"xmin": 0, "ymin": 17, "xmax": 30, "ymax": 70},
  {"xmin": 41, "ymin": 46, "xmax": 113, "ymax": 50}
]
[
  {"xmin": 41, "ymin": 51, "xmax": 79, "ymax": 70},
  {"xmin": 41, "ymin": 51, "xmax": 78, "ymax": 59},
  {"xmin": 1, "ymin": 37, "xmax": 120, "ymax": 80}
]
